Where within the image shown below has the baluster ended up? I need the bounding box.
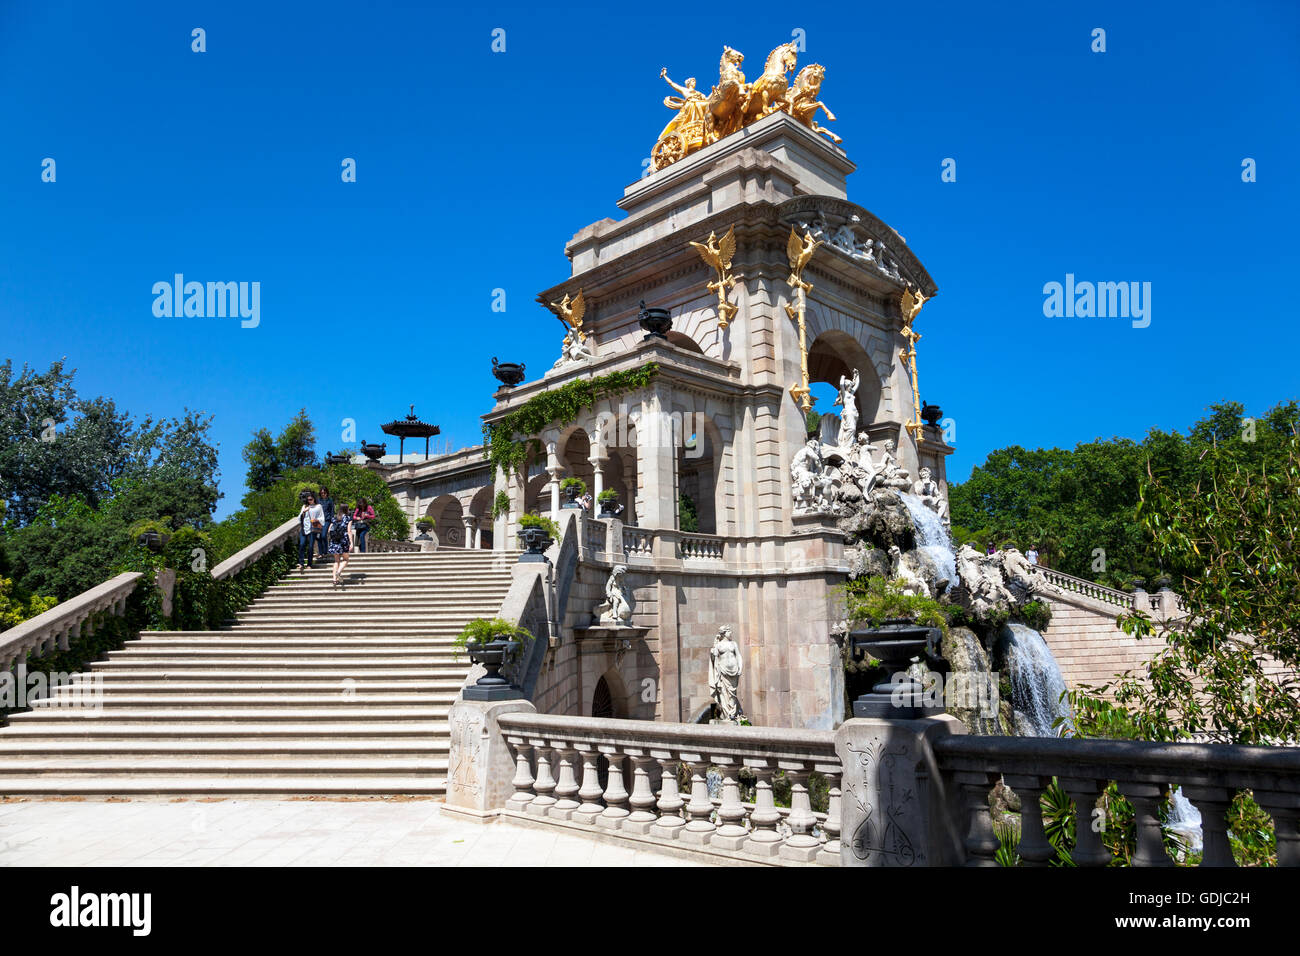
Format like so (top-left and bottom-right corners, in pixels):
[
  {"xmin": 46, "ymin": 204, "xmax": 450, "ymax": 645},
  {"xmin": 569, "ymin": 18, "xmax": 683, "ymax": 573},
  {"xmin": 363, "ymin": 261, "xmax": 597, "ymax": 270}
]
[
  {"xmin": 743, "ymin": 761, "xmax": 783, "ymax": 858},
  {"xmin": 1060, "ymin": 777, "xmax": 1112, "ymax": 867},
  {"xmin": 1178, "ymin": 784, "xmax": 1235, "ymax": 867},
  {"xmin": 954, "ymin": 771, "xmax": 1000, "ymax": 866},
  {"xmin": 597, "ymin": 747, "xmax": 630, "ymax": 829},
  {"xmin": 678, "ymin": 755, "xmax": 716, "ymax": 845},
  {"xmin": 650, "ymin": 755, "xmax": 686, "ymax": 839},
  {"xmin": 1116, "ymin": 781, "xmax": 1173, "ymax": 866},
  {"xmin": 527, "ymin": 741, "xmax": 557, "ymax": 816},
  {"xmin": 506, "ymin": 739, "xmax": 535, "ymax": 813},
  {"xmin": 574, "ymin": 748, "xmax": 605, "ymax": 825},
  {"xmin": 818, "ymin": 769, "xmax": 842, "ymax": 866},
  {"xmin": 1257, "ymin": 796, "xmax": 1300, "ymax": 867},
  {"xmin": 549, "ymin": 743, "xmax": 580, "ymax": 821},
  {"xmin": 623, "ymin": 749, "xmax": 658, "ymax": 835},
  {"xmin": 780, "ymin": 767, "xmax": 822, "ymax": 862},
  {"xmin": 1003, "ymin": 774, "xmax": 1053, "ymax": 866},
  {"xmin": 711, "ymin": 759, "xmax": 749, "ymax": 851}
]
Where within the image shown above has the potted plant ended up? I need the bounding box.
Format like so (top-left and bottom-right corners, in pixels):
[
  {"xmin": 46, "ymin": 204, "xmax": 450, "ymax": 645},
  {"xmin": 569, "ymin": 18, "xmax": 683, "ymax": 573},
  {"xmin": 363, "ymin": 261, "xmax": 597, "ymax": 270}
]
[
  {"xmin": 415, "ymin": 515, "xmax": 435, "ymax": 535},
  {"xmin": 559, "ymin": 477, "xmax": 587, "ymax": 508},
  {"xmin": 596, "ymin": 488, "xmax": 622, "ymax": 518},
  {"xmin": 456, "ymin": 617, "xmax": 535, "ymax": 700},
  {"xmin": 129, "ymin": 519, "xmax": 172, "ymax": 554},
  {"xmin": 517, "ymin": 512, "xmax": 559, "ymax": 561}
]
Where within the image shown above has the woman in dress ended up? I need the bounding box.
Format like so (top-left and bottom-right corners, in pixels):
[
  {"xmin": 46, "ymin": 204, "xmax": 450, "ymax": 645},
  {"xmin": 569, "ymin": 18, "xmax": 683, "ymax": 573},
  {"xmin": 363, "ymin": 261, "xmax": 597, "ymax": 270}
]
[
  {"xmin": 325, "ymin": 505, "xmax": 351, "ymax": 588},
  {"xmin": 352, "ymin": 497, "xmax": 376, "ymax": 553}
]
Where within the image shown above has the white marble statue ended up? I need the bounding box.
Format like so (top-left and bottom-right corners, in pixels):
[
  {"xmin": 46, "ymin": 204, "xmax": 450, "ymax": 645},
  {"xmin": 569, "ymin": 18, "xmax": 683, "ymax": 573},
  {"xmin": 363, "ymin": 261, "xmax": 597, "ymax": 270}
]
[
  {"xmin": 912, "ymin": 467, "xmax": 949, "ymax": 523},
  {"xmin": 888, "ymin": 545, "xmax": 931, "ymax": 598},
  {"xmin": 834, "ymin": 368, "xmax": 860, "ymax": 449},
  {"xmin": 708, "ymin": 625, "xmax": 745, "ymax": 723},
  {"xmin": 790, "ymin": 439, "xmax": 835, "ymax": 513},
  {"xmin": 554, "ymin": 330, "xmax": 595, "ymax": 368},
  {"xmin": 875, "ymin": 439, "xmax": 912, "ymax": 491},
  {"xmin": 847, "ymin": 431, "xmax": 882, "ymax": 498},
  {"xmin": 595, "ymin": 564, "xmax": 634, "ymax": 625}
]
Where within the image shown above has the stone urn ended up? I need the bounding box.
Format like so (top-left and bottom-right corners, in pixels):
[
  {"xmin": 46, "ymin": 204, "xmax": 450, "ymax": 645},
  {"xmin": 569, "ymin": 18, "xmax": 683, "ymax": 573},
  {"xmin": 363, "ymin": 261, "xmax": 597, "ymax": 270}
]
[
  {"xmin": 597, "ymin": 494, "xmax": 621, "ymax": 519},
  {"xmin": 517, "ymin": 525, "xmax": 552, "ymax": 562},
  {"xmin": 921, "ymin": 402, "xmax": 944, "ymax": 428},
  {"xmin": 137, "ymin": 531, "xmax": 170, "ymax": 553},
  {"xmin": 848, "ymin": 619, "xmax": 939, "ymax": 719},
  {"xmin": 638, "ymin": 299, "xmax": 672, "ymax": 340},
  {"xmin": 415, "ymin": 518, "xmax": 434, "ymax": 536},
  {"xmin": 360, "ymin": 440, "xmax": 387, "ymax": 462},
  {"xmin": 561, "ymin": 483, "xmax": 583, "ymax": 509},
  {"xmin": 325, "ymin": 452, "xmax": 351, "ymax": 466},
  {"xmin": 492, "ymin": 357, "xmax": 526, "ymax": 388},
  {"xmin": 463, "ymin": 639, "xmax": 522, "ymax": 701}
]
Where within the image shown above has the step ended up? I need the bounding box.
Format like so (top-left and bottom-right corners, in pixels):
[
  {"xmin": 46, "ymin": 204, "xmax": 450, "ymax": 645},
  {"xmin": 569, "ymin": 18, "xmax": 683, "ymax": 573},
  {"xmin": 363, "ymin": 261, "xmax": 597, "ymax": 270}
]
[
  {"xmin": 32, "ymin": 692, "xmax": 457, "ymax": 708},
  {"xmin": 9, "ymin": 706, "xmax": 452, "ymax": 722},
  {"xmin": 0, "ymin": 740, "xmax": 447, "ymax": 758},
  {"xmin": 93, "ymin": 663, "xmax": 466, "ymax": 675},
  {"xmin": 65, "ymin": 679, "xmax": 465, "ymax": 693},
  {"xmin": 0, "ymin": 755, "xmax": 447, "ymax": 774},
  {"xmin": 0, "ymin": 775, "xmax": 447, "ymax": 795}
]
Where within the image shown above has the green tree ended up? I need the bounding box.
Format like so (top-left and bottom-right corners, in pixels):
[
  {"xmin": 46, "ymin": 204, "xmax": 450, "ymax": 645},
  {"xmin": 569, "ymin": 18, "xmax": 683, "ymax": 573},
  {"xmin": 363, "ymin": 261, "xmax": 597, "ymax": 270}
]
[
  {"xmin": 243, "ymin": 409, "xmax": 318, "ymax": 492},
  {"xmin": 1077, "ymin": 434, "xmax": 1300, "ymax": 744}
]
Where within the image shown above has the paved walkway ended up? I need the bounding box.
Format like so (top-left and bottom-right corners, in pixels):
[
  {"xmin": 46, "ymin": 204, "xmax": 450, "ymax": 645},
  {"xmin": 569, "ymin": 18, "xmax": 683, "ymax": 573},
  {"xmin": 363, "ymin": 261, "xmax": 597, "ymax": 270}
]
[{"xmin": 0, "ymin": 798, "xmax": 700, "ymax": 867}]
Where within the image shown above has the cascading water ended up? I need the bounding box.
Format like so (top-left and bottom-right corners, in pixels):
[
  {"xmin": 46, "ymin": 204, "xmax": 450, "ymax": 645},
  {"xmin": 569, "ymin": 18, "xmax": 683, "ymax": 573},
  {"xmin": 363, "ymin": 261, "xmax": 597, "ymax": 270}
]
[
  {"xmin": 1001, "ymin": 623, "xmax": 1076, "ymax": 737},
  {"xmin": 1164, "ymin": 786, "xmax": 1204, "ymax": 854},
  {"xmin": 898, "ymin": 492, "xmax": 957, "ymax": 587}
]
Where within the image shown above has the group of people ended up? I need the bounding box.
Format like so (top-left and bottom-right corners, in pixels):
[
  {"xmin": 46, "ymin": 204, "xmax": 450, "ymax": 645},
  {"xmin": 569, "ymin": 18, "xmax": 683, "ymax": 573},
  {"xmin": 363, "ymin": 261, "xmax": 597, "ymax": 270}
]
[
  {"xmin": 296, "ymin": 486, "xmax": 378, "ymax": 586},
  {"xmin": 983, "ymin": 542, "xmax": 1040, "ymax": 566}
]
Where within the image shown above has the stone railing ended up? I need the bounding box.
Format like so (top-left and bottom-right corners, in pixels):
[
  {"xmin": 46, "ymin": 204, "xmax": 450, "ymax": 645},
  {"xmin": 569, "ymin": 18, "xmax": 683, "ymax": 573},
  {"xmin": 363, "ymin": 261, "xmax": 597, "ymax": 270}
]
[
  {"xmin": 621, "ymin": 526, "xmax": 655, "ymax": 558},
  {"xmin": 1037, "ymin": 566, "xmax": 1135, "ymax": 610},
  {"xmin": 678, "ymin": 533, "xmax": 726, "ymax": 562},
  {"xmin": 210, "ymin": 517, "xmax": 301, "ymax": 580},
  {"xmin": 494, "ymin": 712, "xmax": 841, "ymax": 866},
  {"xmin": 934, "ymin": 733, "xmax": 1300, "ymax": 866},
  {"xmin": 0, "ymin": 572, "xmax": 142, "ymax": 673},
  {"xmin": 581, "ymin": 516, "xmax": 606, "ymax": 555},
  {"xmin": 367, "ymin": 537, "xmax": 423, "ymax": 553}
]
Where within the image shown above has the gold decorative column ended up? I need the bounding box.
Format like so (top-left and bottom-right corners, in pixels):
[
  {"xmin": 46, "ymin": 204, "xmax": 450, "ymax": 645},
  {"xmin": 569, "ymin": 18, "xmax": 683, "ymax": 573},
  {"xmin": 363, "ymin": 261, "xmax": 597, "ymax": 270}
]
[
  {"xmin": 785, "ymin": 227, "xmax": 821, "ymax": 414},
  {"xmin": 689, "ymin": 225, "xmax": 740, "ymax": 330},
  {"xmin": 899, "ymin": 287, "xmax": 927, "ymax": 439}
]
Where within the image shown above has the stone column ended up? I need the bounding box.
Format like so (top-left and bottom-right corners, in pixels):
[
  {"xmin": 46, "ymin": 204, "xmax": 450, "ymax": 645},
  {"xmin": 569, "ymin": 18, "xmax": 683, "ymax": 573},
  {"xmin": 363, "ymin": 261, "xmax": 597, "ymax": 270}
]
[
  {"xmin": 462, "ymin": 516, "xmax": 478, "ymax": 550},
  {"xmin": 834, "ymin": 715, "xmax": 967, "ymax": 867},
  {"xmin": 636, "ymin": 383, "xmax": 677, "ymax": 529}
]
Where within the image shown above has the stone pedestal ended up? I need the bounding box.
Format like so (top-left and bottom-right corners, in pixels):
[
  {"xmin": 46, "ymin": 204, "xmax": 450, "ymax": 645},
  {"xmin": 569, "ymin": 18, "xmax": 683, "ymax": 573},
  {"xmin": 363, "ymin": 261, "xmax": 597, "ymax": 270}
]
[
  {"xmin": 442, "ymin": 697, "xmax": 537, "ymax": 822},
  {"xmin": 834, "ymin": 716, "xmax": 967, "ymax": 866}
]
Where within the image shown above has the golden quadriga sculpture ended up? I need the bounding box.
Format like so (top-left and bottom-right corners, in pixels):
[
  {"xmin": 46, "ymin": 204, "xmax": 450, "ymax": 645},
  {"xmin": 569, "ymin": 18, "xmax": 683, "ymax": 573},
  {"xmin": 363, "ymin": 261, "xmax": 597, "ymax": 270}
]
[{"xmin": 652, "ymin": 41, "xmax": 839, "ymax": 171}]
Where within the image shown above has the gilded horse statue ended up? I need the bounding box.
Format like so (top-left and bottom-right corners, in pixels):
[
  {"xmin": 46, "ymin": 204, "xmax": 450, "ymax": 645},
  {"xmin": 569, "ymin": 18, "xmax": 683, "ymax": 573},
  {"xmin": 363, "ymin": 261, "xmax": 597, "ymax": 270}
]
[
  {"xmin": 651, "ymin": 41, "xmax": 839, "ymax": 171},
  {"xmin": 743, "ymin": 41, "xmax": 799, "ymax": 125}
]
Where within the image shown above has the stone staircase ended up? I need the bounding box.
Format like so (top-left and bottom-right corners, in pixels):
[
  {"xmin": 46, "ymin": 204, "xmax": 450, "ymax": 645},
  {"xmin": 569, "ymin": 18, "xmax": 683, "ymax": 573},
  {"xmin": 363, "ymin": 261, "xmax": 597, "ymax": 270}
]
[{"xmin": 0, "ymin": 549, "xmax": 519, "ymax": 797}]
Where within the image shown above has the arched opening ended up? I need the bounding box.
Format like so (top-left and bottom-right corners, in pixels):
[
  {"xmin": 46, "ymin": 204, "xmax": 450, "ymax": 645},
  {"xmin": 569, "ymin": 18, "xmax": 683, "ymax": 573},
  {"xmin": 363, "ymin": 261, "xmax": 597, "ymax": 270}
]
[
  {"xmin": 677, "ymin": 419, "xmax": 719, "ymax": 535},
  {"xmin": 425, "ymin": 494, "xmax": 465, "ymax": 547},
  {"xmin": 467, "ymin": 485, "xmax": 494, "ymax": 549},
  {"xmin": 807, "ymin": 329, "xmax": 880, "ymax": 446},
  {"xmin": 592, "ymin": 676, "xmax": 615, "ymax": 718},
  {"xmin": 559, "ymin": 427, "xmax": 594, "ymax": 504}
]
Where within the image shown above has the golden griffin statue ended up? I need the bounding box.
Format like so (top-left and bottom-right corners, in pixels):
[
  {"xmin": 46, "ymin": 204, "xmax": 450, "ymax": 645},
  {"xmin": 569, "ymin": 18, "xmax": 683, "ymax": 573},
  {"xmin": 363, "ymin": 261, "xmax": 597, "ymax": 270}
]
[
  {"xmin": 899, "ymin": 286, "xmax": 928, "ymax": 438},
  {"xmin": 652, "ymin": 42, "xmax": 839, "ymax": 171},
  {"xmin": 549, "ymin": 289, "xmax": 587, "ymax": 342}
]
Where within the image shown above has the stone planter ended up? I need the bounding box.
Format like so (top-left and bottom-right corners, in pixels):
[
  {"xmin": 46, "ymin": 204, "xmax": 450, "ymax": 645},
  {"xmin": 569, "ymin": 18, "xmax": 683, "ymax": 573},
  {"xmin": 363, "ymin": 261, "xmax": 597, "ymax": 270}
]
[
  {"xmin": 462, "ymin": 639, "xmax": 523, "ymax": 702},
  {"xmin": 137, "ymin": 531, "xmax": 170, "ymax": 553},
  {"xmin": 597, "ymin": 496, "xmax": 621, "ymax": 519},
  {"xmin": 517, "ymin": 526, "xmax": 552, "ymax": 562},
  {"xmin": 921, "ymin": 402, "xmax": 943, "ymax": 428},
  {"xmin": 848, "ymin": 619, "xmax": 939, "ymax": 720},
  {"xmin": 416, "ymin": 520, "xmax": 435, "ymax": 535},
  {"xmin": 360, "ymin": 441, "xmax": 387, "ymax": 462},
  {"xmin": 561, "ymin": 484, "xmax": 584, "ymax": 509}
]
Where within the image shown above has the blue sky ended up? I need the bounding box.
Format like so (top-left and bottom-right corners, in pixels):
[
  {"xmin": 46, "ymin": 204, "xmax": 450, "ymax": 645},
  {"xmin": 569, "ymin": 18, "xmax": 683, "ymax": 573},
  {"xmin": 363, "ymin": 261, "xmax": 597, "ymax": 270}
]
[{"xmin": 2, "ymin": 1, "xmax": 1297, "ymax": 519}]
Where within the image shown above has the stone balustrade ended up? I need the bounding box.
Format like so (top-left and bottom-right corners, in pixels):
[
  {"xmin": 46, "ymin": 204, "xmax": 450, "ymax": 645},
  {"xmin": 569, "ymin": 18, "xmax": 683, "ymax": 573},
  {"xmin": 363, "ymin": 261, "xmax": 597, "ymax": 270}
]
[
  {"xmin": 581, "ymin": 517, "xmax": 606, "ymax": 555},
  {"xmin": 678, "ymin": 533, "xmax": 726, "ymax": 562},
  {"xmin": 621, "ymin": 526, "xmax": 655, "ymax": 558},
  {"xmin": 934, "ymin": 733, "xmax": 1300, "ymax": 867},
  {"xmin": 210, "ymin": 517, "xmax": 301, "ymax": 580},
  {"xmin": 495, "ymin": 712, "xmax": 842, "ymax": 866},
  {"xmin": 367, "ymin": 537, "xmax": 423, "ymax": 553},
  {"xmin": 0, "ymin": 572, "xmax": 142, "ymax": 673},
  {"xmin": 1037, "ymin": 566, "xmax": 1135, "ymax": 610}
]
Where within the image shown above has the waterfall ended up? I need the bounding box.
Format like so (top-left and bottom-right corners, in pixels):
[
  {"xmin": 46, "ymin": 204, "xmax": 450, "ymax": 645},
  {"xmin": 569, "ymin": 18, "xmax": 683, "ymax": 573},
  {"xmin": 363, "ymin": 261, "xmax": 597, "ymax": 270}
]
[
  {"xmin": 1000, "ymin": 623, "xmax": 1075, "ymax": 737},
  {"xmin": 898, "ymin": 492, "xmax": 956, "ymax": 587},
  {"xmin": 1164, "ymin": 786, "xmax": 1204, "ymax": 854}
]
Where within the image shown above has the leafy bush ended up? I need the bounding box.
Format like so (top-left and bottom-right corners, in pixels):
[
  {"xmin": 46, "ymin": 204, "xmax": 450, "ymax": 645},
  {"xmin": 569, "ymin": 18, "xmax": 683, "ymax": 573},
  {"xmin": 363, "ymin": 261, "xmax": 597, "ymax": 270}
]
[
  {"xmin": 1017, "ymin": 599, "xmax": 1052, "ymax": 631},
  {"xmin": 596, "ymin": 489, "xmax": 619, "ymax": 505},
  {"xmin": 518, "ymin": 512, "xmax": 559, "ymax": 539},
  {"xmin": 840, "ymin": 575, "xmax": 949, "ymax": 635},
  {"xmin": 455, "ymin": 617, "xmax": 534, "ymax": 649},
  {"xmin": 560, "ymin": 477, "xmax": 586, "ymax": 495},
  {"xmin": 491, "ymin": 490, "xmax": 510, "ymax": 520}
]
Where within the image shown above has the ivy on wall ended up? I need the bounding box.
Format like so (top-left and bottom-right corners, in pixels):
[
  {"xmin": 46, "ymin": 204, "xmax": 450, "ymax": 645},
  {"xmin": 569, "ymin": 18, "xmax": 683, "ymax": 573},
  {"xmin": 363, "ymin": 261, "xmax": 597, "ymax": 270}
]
[{"xmin": 483, "ymin": 363, "xmax": 660, "ymax": 477}]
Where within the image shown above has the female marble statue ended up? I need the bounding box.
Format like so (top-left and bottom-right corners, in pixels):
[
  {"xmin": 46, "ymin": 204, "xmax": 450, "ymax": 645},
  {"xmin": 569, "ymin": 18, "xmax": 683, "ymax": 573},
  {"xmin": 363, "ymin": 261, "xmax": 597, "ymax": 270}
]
[
  {"xmin": 708, "ymin": 625, "xmax": 745, "ymax": 723},
  {"xmin": 834, "ymin": 368, "xmax": 861, "ymax": 449}
]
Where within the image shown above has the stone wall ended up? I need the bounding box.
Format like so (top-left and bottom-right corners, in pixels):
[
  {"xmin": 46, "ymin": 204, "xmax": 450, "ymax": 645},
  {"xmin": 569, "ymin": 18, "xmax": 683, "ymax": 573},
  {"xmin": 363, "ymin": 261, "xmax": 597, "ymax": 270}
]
[{"xmin": 1040, "ymin": 589, "xmax": 1168, "ymax": 689}]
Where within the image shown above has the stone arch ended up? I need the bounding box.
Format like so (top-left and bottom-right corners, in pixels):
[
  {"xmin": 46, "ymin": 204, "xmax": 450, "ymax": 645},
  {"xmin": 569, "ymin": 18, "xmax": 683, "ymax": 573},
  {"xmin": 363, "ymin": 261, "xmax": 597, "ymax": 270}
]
[
  {"xmin": 807, "ymin": 327, "xmax": 883, "ymax": 436},
  {"xmin": 467, "ymin": 485, "xmax": 494, "ymax": 549},
  {"xmin": 677, "ymin": 412, "xmax": 726, "ymax": 535},
  {"xmin": 670, "ymin": 305, "xmax": 724, "ymax": 359},
  {"xmin": 425, "ymin": 494, "xmax": 465, "ymax": 547},
  {"xmin": 591, "ymin": 668, "xmax": 630, "ymax": 718}
]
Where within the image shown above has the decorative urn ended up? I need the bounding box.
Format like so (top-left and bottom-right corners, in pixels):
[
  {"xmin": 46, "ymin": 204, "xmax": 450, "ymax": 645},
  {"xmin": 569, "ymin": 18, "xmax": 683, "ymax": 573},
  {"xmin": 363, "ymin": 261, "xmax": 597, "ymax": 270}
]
[
  {"xmin": 921, "ymin": 402, "xmax": 943, "ymax": 428},
  {"xmin": 638, "ymin": 299, "xmax": 672, "ymax": 340},
  {"xmin": 847, "ymin": 620, "xmax": 939, "ymax": 719},
  {"xmin": 462, "ymin": 639, "xmax": 524, "ymax": 701},
  {"xmin": 360, "ymin": 440, "xmax": 387, "ymax": 462},
  {"xmin": 517, "ymin": 526, "xmax": 552, "ymax": 561},
  {"xmin": 492, "ymin": 357, "xmax": 526, "ymax": 388}
]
